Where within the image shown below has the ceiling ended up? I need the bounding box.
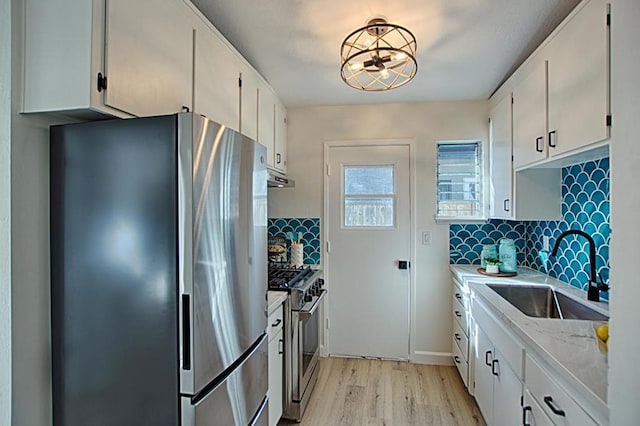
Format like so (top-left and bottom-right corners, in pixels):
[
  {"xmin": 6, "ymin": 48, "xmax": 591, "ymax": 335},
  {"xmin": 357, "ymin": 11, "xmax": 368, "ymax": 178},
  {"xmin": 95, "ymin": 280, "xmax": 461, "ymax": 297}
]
[{"xmin": 190, "ymin": 0, "xmax": 581, "ymax": 108}]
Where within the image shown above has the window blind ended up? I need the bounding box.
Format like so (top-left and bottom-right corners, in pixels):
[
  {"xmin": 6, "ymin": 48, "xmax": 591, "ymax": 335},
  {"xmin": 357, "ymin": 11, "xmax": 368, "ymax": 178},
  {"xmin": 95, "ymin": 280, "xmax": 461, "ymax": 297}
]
[{"xmin": 436, "ymin": 142, "xmax": 482, "ymax": 218}]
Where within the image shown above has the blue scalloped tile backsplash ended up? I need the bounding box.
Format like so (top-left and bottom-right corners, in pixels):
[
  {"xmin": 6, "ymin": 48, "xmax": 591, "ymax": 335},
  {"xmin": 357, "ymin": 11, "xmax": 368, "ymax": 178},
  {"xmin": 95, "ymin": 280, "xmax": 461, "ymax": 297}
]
[
  {"xmin": 450, "ymin": 158, "xmax": 610, "ymax": 300},
  {"xmin": 268, "ymin": 218, "xmax": 321, "ymax": 264}
]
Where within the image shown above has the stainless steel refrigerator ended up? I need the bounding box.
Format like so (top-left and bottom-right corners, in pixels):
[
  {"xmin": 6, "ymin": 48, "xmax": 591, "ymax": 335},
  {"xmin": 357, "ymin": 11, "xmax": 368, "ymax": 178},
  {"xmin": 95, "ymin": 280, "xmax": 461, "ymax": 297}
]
[{"xmin": 50, "ymin": 113, "xmax": 269, "ymax": 426}]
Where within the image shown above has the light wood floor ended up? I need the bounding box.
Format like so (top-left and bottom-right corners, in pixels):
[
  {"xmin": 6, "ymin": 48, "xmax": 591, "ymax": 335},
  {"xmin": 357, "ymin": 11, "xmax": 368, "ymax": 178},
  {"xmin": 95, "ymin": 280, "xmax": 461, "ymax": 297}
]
[{"xmin": 280, "ymin": 357, "xmax": 485, "ymax": 426}]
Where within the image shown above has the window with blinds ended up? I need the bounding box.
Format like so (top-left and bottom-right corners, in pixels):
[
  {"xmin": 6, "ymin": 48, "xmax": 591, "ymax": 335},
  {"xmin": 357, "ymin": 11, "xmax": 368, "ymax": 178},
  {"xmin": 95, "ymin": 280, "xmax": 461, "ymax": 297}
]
[{"xmin": 436, "ymin": 141, "xmax": 483, "ymax": 219}]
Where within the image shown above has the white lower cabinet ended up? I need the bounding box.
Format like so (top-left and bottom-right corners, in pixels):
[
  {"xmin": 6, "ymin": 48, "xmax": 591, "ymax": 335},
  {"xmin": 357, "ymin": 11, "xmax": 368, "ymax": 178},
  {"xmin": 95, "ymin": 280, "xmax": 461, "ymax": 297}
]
[
  {"xmin": 451, "ymin": 278, "xmax": 472, "ymax": 391},
  {"xmin": 525, "ymin": 354, "xmax": 598, "ymax": 426},
  {"xmin": 473, "ymin": 326, "xmax": 523, "ymax": 426},
  {"xmin": 523, "ymin": 389, "xmax": 554, "ymax": 426},
  {"xmin": 267, "ymin": 304, "xmax": 284, "ymax": 426}
]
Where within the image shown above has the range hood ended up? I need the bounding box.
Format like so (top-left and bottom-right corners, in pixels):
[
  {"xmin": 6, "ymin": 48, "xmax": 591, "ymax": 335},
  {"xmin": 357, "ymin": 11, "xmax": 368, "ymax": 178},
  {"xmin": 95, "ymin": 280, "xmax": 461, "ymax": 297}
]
[{"xmin": 267, "ymin": 169, "xmax": 295, "ymax": 188}]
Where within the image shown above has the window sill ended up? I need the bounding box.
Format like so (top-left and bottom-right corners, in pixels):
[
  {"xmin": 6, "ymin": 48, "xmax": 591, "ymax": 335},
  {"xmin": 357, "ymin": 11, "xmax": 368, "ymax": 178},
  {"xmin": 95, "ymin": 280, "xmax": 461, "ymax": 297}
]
[{"xmin": 434, "ymin": 216, "xmax": 487, "ymax": 224}]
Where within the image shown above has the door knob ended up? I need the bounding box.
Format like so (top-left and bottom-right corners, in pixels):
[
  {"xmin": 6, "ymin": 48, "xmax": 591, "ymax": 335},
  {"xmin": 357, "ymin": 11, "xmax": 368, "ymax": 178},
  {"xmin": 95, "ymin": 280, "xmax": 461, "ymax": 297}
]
[{"xmin": 398, "ymin": 260, "xmax": 410, "ymax": 270}]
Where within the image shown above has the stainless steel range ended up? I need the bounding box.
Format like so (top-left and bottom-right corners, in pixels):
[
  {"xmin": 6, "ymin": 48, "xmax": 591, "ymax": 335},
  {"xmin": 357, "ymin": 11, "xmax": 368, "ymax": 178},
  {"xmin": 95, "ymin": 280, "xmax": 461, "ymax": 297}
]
[{"xmin": 268, "ymin": 265, "xmax": 325, "ymax": 422}]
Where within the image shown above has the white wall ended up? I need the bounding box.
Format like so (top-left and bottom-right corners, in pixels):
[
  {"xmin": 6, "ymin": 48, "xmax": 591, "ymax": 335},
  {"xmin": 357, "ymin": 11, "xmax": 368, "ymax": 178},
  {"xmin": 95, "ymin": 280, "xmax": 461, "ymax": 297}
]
[
  {"xmin": 609, "ymin": 0, "xmax": 640, "ymax": 423},
  {"xmin": 10, "ymin": 0, "xmax": 65, "ymax": 424},
  {"xmin": 1, "ymin": 0, "xmax": 13, "ymax": 424},
  {"xmin": 268, "ymin": 101, "xmax": 488, "ymax": 362}
]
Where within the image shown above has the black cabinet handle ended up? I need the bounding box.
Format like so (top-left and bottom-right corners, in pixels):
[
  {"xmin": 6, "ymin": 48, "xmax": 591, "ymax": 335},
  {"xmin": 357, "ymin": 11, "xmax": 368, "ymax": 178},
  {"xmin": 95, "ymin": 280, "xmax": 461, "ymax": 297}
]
[
  {"xmin": 485, "ymin": 350, "xmax": 492, "ymax": 366},
  {"xmin": 491, "ymin": 359, "xmax": 499, "ymax": 376},
  {"xmin": 276, "ymin": 153, "xmax": 281, "ymax": 164},
  {"xmin": 543, "ymin": 396, "xmax": 566, "ymax": 417},
  {"xmin": 271, "ymin": 318, "xmax": 282, "ymax": 327},
  {"xmin": 522, "ymin": 406, "xmax": 532, "ymax": 426},
  {"xmin": 548, "ymin": 130, "xmax": 557, "ymax": 148},
  {"xmin": 454, "ymin": 311, "xmax": 462, "ymax": 318},
  {"xmin": 455, "ymin": 293, "xmax": 462, "ymax": 300},
  {"xmin": 454, "ymin": 356, "xmax": 461, "ymax": 364},
  {"xmin": 181, "ymin": 105, "xmax": 190, "ymax": 113},
  {"xmin": 454, "ymin": 333, "xmax": 461, "ymax": 341},
  {"xmin": 535, "ymin": 136, "xmax": 544, "ymax": 152},
  {"xmin": 182, "ymin": 294, "xmax": 191, "ymax": 370},
  {"xmin": 503, "ymin": 198, "xmax": 510, "ymax": 212}
]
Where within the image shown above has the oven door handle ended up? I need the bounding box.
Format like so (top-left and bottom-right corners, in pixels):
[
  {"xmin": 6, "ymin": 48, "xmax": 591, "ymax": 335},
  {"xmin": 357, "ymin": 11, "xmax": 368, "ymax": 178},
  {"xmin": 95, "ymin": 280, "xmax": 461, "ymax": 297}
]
[{"xmin": 298, "ymin": 290, "xmax": 326, "ymax": 319}]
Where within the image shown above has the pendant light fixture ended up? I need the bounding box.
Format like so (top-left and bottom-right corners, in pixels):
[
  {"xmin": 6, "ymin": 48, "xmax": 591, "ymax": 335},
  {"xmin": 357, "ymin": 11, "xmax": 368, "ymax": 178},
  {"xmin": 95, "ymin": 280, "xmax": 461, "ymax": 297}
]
[{"xmin": 340, "ymin": 18, "xmax": 417, "ymax": 91}]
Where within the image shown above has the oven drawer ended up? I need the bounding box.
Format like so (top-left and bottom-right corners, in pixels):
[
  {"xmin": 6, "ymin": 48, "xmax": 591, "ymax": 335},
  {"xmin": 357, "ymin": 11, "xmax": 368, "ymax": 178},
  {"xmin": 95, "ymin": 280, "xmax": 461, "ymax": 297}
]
[{"xmin": 268, "ymin": 304, "xmax": 284, "ymax": 341}]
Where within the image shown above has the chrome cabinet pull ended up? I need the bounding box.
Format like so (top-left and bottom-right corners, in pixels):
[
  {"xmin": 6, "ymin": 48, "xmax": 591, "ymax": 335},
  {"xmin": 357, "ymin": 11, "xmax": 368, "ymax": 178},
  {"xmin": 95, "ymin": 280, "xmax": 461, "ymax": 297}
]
[
  {"xmin": 485, "ymin": 350, "xmax": 492, "ymax": 366},
  {"xmin": 535, "ymin": 136, "xmax": 544, "ymax": 152},
  {"xmin": 491, "ymin": 359, "xmax": 499, "ymax": 376}
]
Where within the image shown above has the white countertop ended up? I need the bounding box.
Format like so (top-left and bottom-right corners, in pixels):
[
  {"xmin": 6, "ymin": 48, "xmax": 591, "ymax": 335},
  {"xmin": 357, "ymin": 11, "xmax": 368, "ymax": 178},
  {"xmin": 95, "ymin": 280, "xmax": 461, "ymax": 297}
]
[
  {"xmin": 267, "ymin": 291, "xmax": 287, "ymax": 315},
  {"xmin": 450, "ymin": 265, "xmax": 609, "ymax": 421}
]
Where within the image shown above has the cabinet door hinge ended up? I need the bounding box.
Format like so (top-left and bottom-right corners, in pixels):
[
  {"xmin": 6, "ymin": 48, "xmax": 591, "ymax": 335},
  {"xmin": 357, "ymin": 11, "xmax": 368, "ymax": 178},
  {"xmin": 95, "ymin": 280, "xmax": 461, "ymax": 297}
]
[
  {"xmin": 97, "ymin": 72, "xmax": 107, "ymax": 92},
  {"xmin": 326, "ymin": 164, "xmax": 331, "ymax": 176},
  {"xmin": 607, "ymin": 13, "xmax": 611, "ymax": 27},
  {"xmin": 606, "ymin": 115, "xmax": 612, "ymax": 127},
  {"xmin": 238, "ymin": 77, "xmax": 242, "ymax": 88},
  {"xmin": 326, "ymin": 318, "xmax": 330, "ymax": 329},
  {"xmin": 326, "ymin": 241, "xmax": 331, "ymax": 253}
]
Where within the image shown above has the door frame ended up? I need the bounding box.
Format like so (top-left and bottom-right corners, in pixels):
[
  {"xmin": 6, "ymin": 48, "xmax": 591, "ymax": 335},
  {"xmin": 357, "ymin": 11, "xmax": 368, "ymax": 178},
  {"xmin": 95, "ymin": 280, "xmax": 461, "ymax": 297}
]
[{"xmin": 322, "ymin": 139, "xmax": 417, "ymax": 360}]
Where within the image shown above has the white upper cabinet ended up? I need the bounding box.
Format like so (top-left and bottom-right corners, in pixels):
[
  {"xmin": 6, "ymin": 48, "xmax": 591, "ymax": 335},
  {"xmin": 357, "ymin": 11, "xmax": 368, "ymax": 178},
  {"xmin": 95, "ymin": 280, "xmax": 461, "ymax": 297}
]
[
  {"xmin": 240, "ymin": 63, "xmax": 259, "ymax": 142},
  {"xmin": 104, "ymin": 0, "xmax": 193, "ymax": 117},
  {"xmin": 512, "ymin": 59, "xmax": 548, "ymax": 169},
  {"xmin": 508, "ymin": 0, "xmax": 610, "ymax": 170},
  {"xmin": 258, "ymin": 81, "xmax": 276, "ymax": 168},
  {"xmin": 192, "ymin": 14, "xmax": 241, "ymax": 131},
  {"xmin": 489, "ymin": 93, "xmax": 514, "ymax": 219},
  {"xmin": 23, "ymin": 0, "xmax": 192, "ymax": 118},
  {"xmin": 546, "ymin": 0, "xmax": 610, "ymax": 157},
  {"xmin": 274, "ymin": 100, "xmax": 287, "ymax": 173}
]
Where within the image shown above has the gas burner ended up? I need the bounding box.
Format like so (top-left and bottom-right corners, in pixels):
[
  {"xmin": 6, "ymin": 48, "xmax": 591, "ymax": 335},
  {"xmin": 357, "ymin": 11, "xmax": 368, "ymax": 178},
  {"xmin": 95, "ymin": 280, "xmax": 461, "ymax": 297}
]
[{"xmin": 268, "ymin": 265, "xmax": 314, "ymax": 290}]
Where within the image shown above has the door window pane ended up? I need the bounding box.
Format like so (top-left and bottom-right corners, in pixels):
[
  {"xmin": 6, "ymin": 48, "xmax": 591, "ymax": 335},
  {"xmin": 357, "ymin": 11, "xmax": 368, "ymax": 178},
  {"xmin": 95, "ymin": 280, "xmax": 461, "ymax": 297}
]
[
  {"xmin": 345, "ymin": 167, "xmax": 394, "ymax": 195},
  {"xmin": 344, "ymin": 165, "xmax": 395, "ymax": 227}
]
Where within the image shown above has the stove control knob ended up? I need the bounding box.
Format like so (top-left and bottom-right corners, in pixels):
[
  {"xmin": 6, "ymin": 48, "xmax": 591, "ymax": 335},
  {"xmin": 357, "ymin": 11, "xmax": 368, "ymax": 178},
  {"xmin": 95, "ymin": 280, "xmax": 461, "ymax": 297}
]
[
  {"xmin": 304, "ymin": 294, "xmax": 313, "ymax": 303},
  {"xmin": 317, "ymin": 278, "xmax": 324, "ymax": 288}
]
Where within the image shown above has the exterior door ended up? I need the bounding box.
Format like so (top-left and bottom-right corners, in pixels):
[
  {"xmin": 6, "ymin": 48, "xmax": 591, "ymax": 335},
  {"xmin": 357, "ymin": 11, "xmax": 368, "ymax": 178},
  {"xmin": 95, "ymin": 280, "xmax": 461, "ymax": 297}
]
[{"xmin": 326, "ymin": 144, "xmax": 411, "ymax": 360}]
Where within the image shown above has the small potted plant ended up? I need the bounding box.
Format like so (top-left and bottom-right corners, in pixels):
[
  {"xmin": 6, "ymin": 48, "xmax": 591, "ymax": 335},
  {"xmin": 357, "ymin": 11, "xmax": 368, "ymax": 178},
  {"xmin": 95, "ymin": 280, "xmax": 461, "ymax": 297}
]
[{"xmin": 484, "ymin": 258, "xmax": 502, "ymax": 274}]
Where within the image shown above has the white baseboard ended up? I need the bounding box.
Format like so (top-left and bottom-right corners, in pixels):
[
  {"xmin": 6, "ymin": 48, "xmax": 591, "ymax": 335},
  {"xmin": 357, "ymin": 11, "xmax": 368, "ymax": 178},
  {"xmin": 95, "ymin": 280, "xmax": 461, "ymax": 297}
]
[{"xmin": 411, "ymin": 350, "xmax": 454, "ymax": 366}]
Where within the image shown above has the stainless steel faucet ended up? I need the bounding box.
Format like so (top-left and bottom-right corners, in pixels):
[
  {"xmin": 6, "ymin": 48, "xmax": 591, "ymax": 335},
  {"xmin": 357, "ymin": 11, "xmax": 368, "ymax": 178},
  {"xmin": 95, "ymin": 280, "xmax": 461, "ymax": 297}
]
[{"xmin": 550, "ymin": 229, "xmax": 608, "ymax": 302}]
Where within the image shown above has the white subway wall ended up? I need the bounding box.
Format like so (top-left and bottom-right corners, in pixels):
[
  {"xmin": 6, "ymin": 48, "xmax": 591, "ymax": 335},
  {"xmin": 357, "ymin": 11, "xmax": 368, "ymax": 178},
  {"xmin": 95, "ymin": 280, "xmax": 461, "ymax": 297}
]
[
  {"xmin": 268, "ymin": 101, "xmax": 488, "ymax": 362},
  {"xmin": 609, "ymin": 0, "xmax": 640, "ymax": 422}
]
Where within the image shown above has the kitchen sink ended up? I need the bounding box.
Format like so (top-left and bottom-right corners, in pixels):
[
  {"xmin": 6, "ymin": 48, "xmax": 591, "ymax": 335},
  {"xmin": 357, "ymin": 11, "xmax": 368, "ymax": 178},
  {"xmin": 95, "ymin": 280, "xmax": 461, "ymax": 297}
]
[{"xmin": 487, "ymin": 284, "xmax": 608, "ymax": 321}]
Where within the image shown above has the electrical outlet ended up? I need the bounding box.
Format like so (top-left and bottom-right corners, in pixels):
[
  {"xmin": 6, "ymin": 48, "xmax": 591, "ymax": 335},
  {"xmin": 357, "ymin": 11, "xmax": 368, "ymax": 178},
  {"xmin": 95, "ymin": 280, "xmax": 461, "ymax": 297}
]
[
  {"xmin": 422, "ymin": 231, "xmax": 431, "ymax": 245},
  {"xmin": 543, "ymin": 236, "xmax": 550, "ymax": 251}
]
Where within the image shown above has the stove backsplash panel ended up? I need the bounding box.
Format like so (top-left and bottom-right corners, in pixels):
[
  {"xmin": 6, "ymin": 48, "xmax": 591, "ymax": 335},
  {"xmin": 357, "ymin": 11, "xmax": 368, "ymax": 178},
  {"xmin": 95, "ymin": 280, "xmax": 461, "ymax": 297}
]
[
  {"xmin": 268, "ymin": 217, "xmax": 321, "ymax": 265},
  {"xmin": 449, "ymin": 158, "xmax": 610, "ymax": 300}
]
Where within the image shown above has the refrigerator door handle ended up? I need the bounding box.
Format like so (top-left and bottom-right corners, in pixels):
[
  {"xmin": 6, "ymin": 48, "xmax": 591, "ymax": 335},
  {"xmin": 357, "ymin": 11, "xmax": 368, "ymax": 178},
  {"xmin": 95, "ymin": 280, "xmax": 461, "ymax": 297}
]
[
  {"xmin": 249, "ymin": 395, "xmax": 269, "ymax": 426},
  {"xmin": 182, "ymin": 294, "xmax": 191, "ymax": 370}
]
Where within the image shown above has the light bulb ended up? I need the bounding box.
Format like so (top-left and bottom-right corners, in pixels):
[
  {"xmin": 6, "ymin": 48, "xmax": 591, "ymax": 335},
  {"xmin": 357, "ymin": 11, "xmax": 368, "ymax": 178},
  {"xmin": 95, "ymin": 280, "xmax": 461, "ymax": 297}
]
[
  {"xmin": 349, "ymin": 62, "xmax": 364, "ymax": 71},
  {"xmin": 392, "ymin": 52, "xmax": 407, "ymax": 61},
  {"xmin": 380, "ymin": 68, "xmax": 390, "ymax": 80}
]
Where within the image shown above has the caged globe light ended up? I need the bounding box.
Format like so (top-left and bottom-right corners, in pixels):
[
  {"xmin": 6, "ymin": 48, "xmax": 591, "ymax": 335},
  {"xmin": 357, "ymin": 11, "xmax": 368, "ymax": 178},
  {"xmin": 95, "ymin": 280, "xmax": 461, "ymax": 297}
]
[{"xmin": 340, "ymin": 18, "xmax": 417, "ymax": 91}]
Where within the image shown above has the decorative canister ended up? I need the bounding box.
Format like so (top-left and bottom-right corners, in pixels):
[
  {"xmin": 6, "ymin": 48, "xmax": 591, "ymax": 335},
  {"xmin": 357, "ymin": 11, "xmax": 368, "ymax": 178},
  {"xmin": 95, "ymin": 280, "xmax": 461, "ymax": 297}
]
[
  {"xmin": 499, "ymin": 238, "xmax": 517, "ymax": 273},
  {"xmin": 480, "ymin": 245, "xmax": 497, "ymax": 268}
]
